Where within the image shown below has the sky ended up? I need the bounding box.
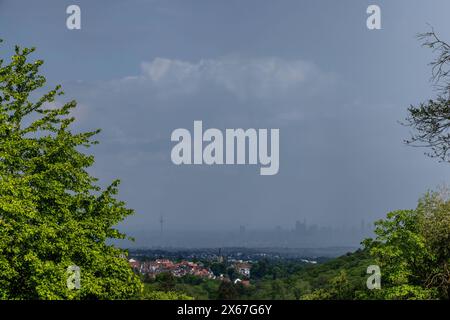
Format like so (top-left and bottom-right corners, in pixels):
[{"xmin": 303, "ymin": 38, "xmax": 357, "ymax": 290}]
[{"xmin": 1, "ymin": 0, "xmax": 450, "ymax": 241}]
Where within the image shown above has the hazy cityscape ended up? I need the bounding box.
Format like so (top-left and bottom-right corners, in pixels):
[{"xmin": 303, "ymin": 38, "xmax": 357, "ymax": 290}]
[{"xmin": 121, "ymin": 219, "xmax": 374, "ymax": 249}]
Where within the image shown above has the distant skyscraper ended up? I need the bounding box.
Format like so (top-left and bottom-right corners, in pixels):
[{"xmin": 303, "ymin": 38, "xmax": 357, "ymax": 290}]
[
  {"xmin": 159, "ymin": 214, "xmax": 164, "ymax": 237},
  {"xmin": 295, "ymin": 219, "xmax": 307, "ymax": 233}
]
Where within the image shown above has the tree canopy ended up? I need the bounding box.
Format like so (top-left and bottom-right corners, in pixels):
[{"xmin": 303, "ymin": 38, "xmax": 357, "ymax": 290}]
[
  {"xmin": 0, "ymin": 41, "xmax": 142, "ymax": 299},
  {"xmin": 363, "ymin": 190, "xmax": 450, "ymax": 299}
]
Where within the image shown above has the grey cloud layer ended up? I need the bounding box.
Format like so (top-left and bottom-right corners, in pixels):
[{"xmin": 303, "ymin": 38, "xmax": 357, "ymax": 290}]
[
  {"xmin": 68, "ymin": 55, "xmax": 336, "ymax": 148},
  {"xmin": 137, "ymin": 56, "xmax": 334, "ymax": 101},
  {"xmin": 56, "ymin": 53, "xmax": 448, "ymax": 235}
]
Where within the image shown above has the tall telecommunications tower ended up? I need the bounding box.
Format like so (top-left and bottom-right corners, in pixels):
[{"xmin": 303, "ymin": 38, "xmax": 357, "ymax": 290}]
[{"xmin": 159, "ymin": 214, "xmax": 164, "ymax": 237}]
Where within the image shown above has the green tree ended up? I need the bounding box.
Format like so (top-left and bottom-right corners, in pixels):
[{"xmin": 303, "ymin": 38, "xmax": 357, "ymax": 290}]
[
  {"xmin": 226, "ymin": 267, "xmax": 238, "ymax": 281},
  {"xmin": 0, "ymin": 42, "xmax": 142, "ymax": 299},
  {"xmin": 217, "ymin": 281, "xmax": 238, "ymax": 300},
  {"xmin": 363, "ymin": 190, "xmax": 450, "ymax": 299},
  {"xmin": 250, "ymin": 259, "xmax": 269, "ymax": 279},
  {"xmin": 329, "ymin": 270, "xmax": 353, "ymax": 300},
  {"xmin": 269, "ymin": 279, "xmax": 290, "ymax": 299},
  {"xmin": 141, "ymin": 283, "xmax": 193, "ymax": 300},
  {"xmin": 141, "ymin": 291, "xmax": 193, "ymax": 300},
  {"xmin": 210, "ymin": 262, "xmax": 227, "ymax": 277},
  {"xmin": 291, "ymin": 277, "xmax": 311, "ymax": 300},
  {"xmin": 416, "ymin": 190, "xmax": 450, "ymax": 298},
  {"xmin": 155, "ymin": 272, "xmax": 176, "ymax": 292},
  {"xmin": 301, "ymin": 271, "xmax": 354, "ymax": 300}
]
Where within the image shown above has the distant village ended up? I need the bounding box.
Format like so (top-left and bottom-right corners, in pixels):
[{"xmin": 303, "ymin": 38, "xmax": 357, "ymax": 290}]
[
  {"xmin": 127, "ymin": 247, "xmax": 326, "ymax": 287},
  {"xmin": 129, "ymin": 257, "xmax": 252, "ymax": 285}
]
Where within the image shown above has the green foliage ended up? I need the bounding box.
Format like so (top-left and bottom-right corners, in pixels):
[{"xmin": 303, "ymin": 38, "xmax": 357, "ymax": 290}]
[
  {"xmin": 251, "ymin": 259, "xmax": 308, "ymax": 280},
  {"xmin": 297, "ymin": 250, "xmax": 373, "ymax": 300},
  {"xmin": 209, "ymin": 262, "xmax": 227, "ymax": 276},
  {"xmin": 154, "ymin": 272, "xmax": 176, "ymax": 291},
  {"xmin": 226, "ymin": 267, "xmax": 238, "ymax": 281},
  {"xmin": 363, "ymin": 190, "xmax": 450, "ymax": 300},
  {"xmin": 217, "ymin": 281, "xmax": 238, "ymax": 300},
  {"xmin": 143, "ymin": 275, "xmax": 219, "ymax": 300},
  {"xmin": 0, "ymin": 43, "xmax": 142, "ymax": 299},
  {"xmin": 141, "ymin": 284, "xmax": 193, "ymax": 300}
]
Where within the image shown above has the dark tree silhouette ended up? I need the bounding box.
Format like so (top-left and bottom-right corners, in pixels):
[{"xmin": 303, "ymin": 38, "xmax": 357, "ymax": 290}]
[{"xmin": 405, "ymin": 28, "xmax": 450, "ymax": 162}]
